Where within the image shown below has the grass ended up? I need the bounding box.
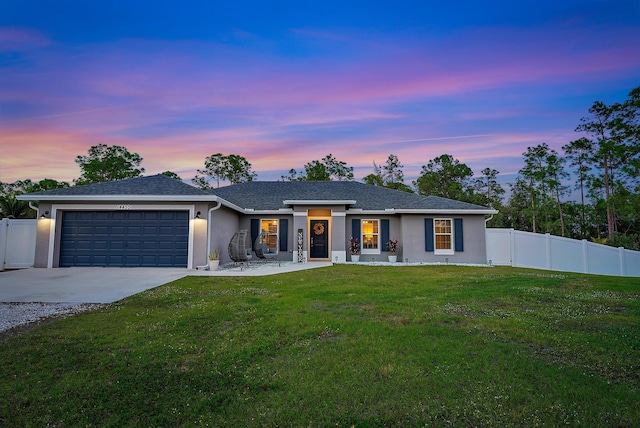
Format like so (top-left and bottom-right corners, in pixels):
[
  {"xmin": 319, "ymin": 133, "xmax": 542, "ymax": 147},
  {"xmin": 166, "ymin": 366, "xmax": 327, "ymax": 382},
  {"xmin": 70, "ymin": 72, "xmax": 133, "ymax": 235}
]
[{"xmin": 1, "ymin": 265, "xmax": 638, "ymax": 426}]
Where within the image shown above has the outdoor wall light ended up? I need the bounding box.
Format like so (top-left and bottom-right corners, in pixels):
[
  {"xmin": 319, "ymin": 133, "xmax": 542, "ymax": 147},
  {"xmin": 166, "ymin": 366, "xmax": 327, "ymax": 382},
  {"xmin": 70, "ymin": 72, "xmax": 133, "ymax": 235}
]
[
  {"xmin": 195, "ymin": 211, "xmax": 201, "ymax": 219},
  {"xmin": 40, "ymin": 210, "xmax": 50, "ymax": 218}
]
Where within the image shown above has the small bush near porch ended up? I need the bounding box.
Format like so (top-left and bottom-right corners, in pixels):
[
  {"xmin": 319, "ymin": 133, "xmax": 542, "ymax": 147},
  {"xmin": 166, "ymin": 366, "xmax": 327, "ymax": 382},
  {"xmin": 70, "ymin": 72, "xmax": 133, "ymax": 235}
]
[{"xmin": 1, "ymin": 266, "xmax": 638, "ymax": 426}]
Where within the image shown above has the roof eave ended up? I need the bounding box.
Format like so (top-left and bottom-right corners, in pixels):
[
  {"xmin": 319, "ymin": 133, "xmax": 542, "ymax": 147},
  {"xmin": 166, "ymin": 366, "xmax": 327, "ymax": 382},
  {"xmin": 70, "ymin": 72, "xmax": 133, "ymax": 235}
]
[
  {"xmin": 243, "ymin": 209, "xmax": 294, "ymax": 215},
  {"xmin": 283, "ymin": 199, "xmax": 357, "ymax": 206},
  {"xmin": 394, "ymin": 208, "xmax": 499, "ymax": 215},
  {"xmin": 17, "ymin": 194, "xmax": 218, "ymax": 202},
  {"xmin": 346, "ymin": 208, "xmax": 499, "ymax": 215}
]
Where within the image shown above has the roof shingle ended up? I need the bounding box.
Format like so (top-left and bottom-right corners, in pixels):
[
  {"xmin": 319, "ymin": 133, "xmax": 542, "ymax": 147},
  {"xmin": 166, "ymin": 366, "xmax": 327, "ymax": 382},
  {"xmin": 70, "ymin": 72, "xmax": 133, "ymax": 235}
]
[
  {"xmin": 22, "ymin": 174, "xmax": 206, "ymax": 197},
  {"xmin": 21, "ymin": 176, "xmax": 492, "ymax": 212},
  {"xmin": 210, "ymin": 181, "xmax": 489, "ymax": 211}
]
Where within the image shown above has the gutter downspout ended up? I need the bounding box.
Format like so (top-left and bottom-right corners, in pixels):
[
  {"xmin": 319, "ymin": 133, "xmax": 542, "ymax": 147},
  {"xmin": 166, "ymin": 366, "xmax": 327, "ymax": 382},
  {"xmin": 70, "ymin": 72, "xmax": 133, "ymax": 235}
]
[
  {"xmin": 197, "ymin": 200, "xmax": 222, "ymax": 270},
  {"xmin": 207, "ymin": 200, "xmax": 222, "ymax": 257},
  {"xmin": 28, "ymin": 202, "xmax": 39, "ymax": 215}
]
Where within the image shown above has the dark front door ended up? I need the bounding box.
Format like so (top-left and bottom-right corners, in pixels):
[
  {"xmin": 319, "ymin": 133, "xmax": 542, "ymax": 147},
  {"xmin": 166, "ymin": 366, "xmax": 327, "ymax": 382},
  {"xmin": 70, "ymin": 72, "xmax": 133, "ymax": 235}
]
[{"xmin": 309, "ymin": 220, "xmax": 329, "ymax": 259}]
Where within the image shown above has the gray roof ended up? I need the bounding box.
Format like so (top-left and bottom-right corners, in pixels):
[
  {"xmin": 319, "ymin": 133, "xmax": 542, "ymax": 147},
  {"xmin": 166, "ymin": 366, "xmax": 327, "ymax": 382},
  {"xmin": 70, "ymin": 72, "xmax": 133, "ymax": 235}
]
[
  {"xmin": 20, "ymin": 175, "xmax": 493, "ymax": 212},
  {"xmin": 20, "ymin": 174, "xmax": 206, "ymax": 197},
  {"xmin": 210, "ymin": 181, "xmax": 490, "ymax": 211}
]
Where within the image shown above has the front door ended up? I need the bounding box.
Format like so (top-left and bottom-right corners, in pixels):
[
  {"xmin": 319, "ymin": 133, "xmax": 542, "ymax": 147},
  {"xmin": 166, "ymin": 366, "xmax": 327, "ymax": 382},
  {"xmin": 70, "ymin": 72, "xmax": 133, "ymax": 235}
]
[{"xmin": 309, "ymin": 220, "xmax": 329, "ymax": 259}]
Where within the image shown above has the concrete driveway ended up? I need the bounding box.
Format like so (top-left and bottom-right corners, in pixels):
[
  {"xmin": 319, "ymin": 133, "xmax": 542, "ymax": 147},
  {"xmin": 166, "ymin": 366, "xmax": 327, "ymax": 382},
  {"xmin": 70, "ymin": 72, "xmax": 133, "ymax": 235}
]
[{"xmin": 0, "ymin": 268, "xmax": 189, "ymax": 304}]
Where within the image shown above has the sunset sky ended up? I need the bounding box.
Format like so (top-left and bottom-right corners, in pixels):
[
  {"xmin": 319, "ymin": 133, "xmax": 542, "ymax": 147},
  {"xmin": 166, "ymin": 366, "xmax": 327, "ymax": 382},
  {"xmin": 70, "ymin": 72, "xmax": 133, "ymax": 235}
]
[{"xmin": 1, "ymin": 1, "xmax": 639, "ymax": 188}]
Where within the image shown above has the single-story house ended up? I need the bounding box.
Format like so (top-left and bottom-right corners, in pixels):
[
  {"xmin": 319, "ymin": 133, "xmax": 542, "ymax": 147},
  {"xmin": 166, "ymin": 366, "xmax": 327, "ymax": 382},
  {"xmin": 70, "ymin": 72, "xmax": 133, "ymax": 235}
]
[{"xmin": 19, "ymin": 174, "xmax": 498, "ymax": 268}]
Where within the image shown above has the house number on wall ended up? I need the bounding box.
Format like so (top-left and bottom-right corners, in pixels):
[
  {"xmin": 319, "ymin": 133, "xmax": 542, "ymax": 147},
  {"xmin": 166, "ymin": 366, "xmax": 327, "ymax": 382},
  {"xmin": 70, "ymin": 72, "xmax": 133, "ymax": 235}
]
[{"xmin": 116, "ymin": 204, "xmax": 132, "ymax": 210}]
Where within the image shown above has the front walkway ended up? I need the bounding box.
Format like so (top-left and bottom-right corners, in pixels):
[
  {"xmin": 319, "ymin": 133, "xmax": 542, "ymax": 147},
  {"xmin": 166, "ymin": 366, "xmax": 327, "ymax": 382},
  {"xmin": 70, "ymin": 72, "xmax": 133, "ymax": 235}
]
[
  {"xmin": 192, "ymin": 261, "xmax": 333, "ymax": 277},
  {"xmin": 0, "ymin": 262, "xmax": 334, "ymax": 304}
]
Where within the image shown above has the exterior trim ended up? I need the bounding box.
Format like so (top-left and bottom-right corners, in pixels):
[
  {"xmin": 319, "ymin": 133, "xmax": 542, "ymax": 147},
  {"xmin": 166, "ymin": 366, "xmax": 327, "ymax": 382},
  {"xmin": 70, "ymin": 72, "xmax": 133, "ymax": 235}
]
[
  {"xmin": 308, "ymin": 215, "xmax": 331, "ymax": 260},
  {"xmin": 361, "ymin": 218, "xmax": 381, "ymax": 255},
  {"xmin": 20, "ymin": 194, "xmax": 216, "ymax": 202},
  {"xmin": 49, "ymin": 203, "xmax": 196, "ymax": 269},
  {"xmin": 332, "ymin": 250, "xmax": 347, "ymax": 263},
  {"xmin": 284, "ymin": 199, "xmax": 356, "ymax": 206},
  {"xmin": 348, "ymin": 208, "xmax": 498, "ymax": 215}
]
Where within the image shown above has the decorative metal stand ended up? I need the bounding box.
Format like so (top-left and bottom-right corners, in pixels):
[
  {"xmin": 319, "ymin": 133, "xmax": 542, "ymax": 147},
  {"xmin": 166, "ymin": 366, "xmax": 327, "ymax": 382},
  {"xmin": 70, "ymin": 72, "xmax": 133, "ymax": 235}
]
[{"xmin": 297, "ymin": 229, "xmax": 304, "ymax": 263}]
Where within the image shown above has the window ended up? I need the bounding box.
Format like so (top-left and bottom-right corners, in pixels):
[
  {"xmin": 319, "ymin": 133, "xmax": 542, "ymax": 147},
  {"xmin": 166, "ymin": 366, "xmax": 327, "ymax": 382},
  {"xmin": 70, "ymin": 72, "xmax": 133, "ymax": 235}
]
[
  {"xmin": 361, "ymin": 219, "xmax": 380, "ymax": 254},
  {"xmin": 261, "ymin": 219, "xmax": 278, "ymax": 253},
  {"xmin": 434, "ymin": 218, "xmax": 454, "ymax": 255}
]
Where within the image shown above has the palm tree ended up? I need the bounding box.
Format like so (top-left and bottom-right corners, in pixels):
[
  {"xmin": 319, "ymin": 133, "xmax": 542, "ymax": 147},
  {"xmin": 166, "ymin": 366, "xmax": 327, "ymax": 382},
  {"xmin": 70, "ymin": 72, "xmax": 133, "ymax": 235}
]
[{"xmin": 0, "ymin": 194, "xmax": 34, "ymax": 219}]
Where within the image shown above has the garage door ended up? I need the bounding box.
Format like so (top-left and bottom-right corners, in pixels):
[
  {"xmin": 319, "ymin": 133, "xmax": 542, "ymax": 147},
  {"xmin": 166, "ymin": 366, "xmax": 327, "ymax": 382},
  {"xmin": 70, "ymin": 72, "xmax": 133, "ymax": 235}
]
[{"xmin": 60, "ymin": 211, "xmax": 189, "ymax": 267}]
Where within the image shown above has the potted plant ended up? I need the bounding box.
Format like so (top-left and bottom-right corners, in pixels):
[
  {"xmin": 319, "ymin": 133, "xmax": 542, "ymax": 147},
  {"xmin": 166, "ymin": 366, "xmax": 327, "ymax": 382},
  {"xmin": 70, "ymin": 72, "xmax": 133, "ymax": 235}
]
[
  {"xmin": 387, "ymin": 238, "xmax": 398, "ymax": 263},
  {"xmin": 349, "ymin": 237, "xmax": 361, "ymax": 262},
  {"xmin": 208, "ymin": 249, "xmax": 221, "ymax": 270}
]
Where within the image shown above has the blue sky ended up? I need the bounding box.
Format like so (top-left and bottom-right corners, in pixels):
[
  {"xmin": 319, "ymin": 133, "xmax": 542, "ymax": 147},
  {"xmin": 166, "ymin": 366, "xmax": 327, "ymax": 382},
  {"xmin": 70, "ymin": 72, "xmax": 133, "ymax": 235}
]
[{"xmin": 1, "ymin": 1, "xmax": 639, "ymax": 189}]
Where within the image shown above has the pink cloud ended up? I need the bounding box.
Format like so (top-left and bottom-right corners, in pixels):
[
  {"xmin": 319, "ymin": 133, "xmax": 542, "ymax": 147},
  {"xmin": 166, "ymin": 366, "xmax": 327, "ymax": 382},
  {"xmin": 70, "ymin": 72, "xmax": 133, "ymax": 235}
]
[
  {"xmin": 30, "ymin": 24, "xmax": 632, "ymax": 119},
  {"xmin": 0, "ymin": 27, "xmax": 52, "ymax": 51},
  {"xmin": 2, "ymin": 21, "xmax": 638, "ymax": 187}
]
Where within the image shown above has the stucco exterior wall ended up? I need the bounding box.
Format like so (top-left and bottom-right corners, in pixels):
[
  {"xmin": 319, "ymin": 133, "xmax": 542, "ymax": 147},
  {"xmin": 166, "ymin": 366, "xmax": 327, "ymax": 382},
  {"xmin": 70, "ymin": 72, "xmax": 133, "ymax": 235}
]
[
  {"xmin": 238, "ymin": 215, "xmax": 294, "ymax": 262},
  {"xmin": 292, "ymin": 208, "xmax": 307, "ymax": 262},
  {"xmin": 192, "ymin": 202, "xmax": 210, "ymax": 268},
  {"xmin": 34, "ymin": 201, "xmax": 203, "ymax": 268},
  {"xmin": 401, "ymin": 214, "xmax": 487, "ymax": 264},
  {"xmin": 209, "ymin": 206, "xmax": 241, "ymax": 265},
  {"xmin": 346, "ymin": 215, "xmax": 403, "ymax": 262},
  {"xmin": 33, "ymin": 202, "xmax": 53, "ymax": 268},
  {"xmin": 330, "ymin": 210, "xmax": 347, "ymax": 262}
]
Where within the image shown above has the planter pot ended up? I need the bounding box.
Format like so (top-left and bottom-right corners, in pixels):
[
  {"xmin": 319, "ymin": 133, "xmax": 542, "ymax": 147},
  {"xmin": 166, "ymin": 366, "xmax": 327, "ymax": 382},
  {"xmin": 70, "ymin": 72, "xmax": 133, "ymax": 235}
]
[
  {"xmin": 351, "ymin": 254, "xmax": 360, "ymax": 262},
  {"xmin": 388, "ymin": 255, "xmax": 397, "ymax": 263},
  {"xmin": 209, "ymin": 260, "xmax": 220, "ymax": 271}
]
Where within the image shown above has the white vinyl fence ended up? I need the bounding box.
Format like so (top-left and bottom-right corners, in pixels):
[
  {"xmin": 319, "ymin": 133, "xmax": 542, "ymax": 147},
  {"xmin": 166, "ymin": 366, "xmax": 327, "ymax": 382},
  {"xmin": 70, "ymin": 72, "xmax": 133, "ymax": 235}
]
[
  {"xmin": 486, "ymin": 228, "xmax": 640, "ymax": 277},
  {"xmin": 0, "ymin": 218, "xmax": 37, "ymax": 271},
  {"xmin": 2, "ymin": 220, "xmax": 638, "ymax": 277}
]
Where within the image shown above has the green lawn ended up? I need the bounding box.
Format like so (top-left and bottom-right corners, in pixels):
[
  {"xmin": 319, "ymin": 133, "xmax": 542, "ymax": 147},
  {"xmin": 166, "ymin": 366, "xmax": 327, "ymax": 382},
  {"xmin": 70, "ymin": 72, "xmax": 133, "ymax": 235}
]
[{"xmin": 1, "ymin": 265, "xmax": 638, "ymax": 427}]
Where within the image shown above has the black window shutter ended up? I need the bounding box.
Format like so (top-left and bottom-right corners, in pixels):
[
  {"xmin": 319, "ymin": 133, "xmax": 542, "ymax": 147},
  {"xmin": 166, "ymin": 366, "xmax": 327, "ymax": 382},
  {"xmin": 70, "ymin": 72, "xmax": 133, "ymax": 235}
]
[
  {"xmin": 351, "ymin": 219, "xmax": 361, "ymax": 241},
  {"xmin": 425, "ymin": 218, "xmax": 434, "ymax": 251},
  {"xmin": 381, "ymin": 219, "xmax": 390, "ymax": 250},
  {"xmin": 454, "ymin": 218, "xmax": 464, "ymax": 252},
  {"xmin": 279, "ymin": 219, "xmax": 288, "ymax": 252},
  {"xmin": 250, "ymin": 219, "xmax": 260, "ymax": 251}
]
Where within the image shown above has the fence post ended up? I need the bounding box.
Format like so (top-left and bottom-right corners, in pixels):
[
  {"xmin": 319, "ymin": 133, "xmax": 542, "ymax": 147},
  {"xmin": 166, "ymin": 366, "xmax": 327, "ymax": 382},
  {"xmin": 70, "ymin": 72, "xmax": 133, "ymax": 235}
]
[
  {"xmin": 0, "ymin": 218, "xmax": 7, "ymax": 272},
  {"xmin": 509, "ymin": 229, "xmax": 515, "ymax": 266},
  {"xmin": 619, "ymin": 247, "xmax": 625, "ymax": 276},
  {"xmin": 545, "ymin": 233, "xmax": 551, "ymax": 270},
  {"xmin": 582, "ymin": 240, "xmax": 588, "ymax": 274}
]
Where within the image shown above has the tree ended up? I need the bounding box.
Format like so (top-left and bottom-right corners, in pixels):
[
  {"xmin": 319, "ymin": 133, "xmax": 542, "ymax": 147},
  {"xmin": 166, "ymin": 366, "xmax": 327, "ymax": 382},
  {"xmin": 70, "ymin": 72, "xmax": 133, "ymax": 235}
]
[
  {"xmin": 378, "ymin": 154, "xmax": 404, "ymax": 185},
  {"xmin": 0, "ymin": 178, "xmax": 69, "ymax": 218},
  {"xmin": 471, "ymin": 168, "xmax": 505, "ymax": 208},
  {"xmin": 302, "ymin": 160, "xmax": 331, "ymax": 181},
  {"xmin": 321, "ymin": 154, "xmax": 354, "ymax": 181},
  {"xmin": 546, "ymin": 151, "xmax": 569, "ymax": 237},
  {"xmin": 575, "ymin": 87, "xmax": 640, "ymax": 240},
  {"xmin": 563, "ymin": 137, "xmax": 594, "ymax": 238},
  {"xmin": 364, "ymin": 154, "xmax": 413, "ymax": 193},
  {"xmin": 0, "ymin": 194, "xmax": 32, "ymax": 219},
  {"xmin": 362, "ymin": 173, "xmax": 384, "ymax": 187},
  {"xmin": 517, "ymin": 143, "xmax": 568, "ymax": 236},
  {"xmin": 193, "ymin": 153, "xmax": 256, "ymax": 189},
  {"xmin": 161, "ymin": 171, "xmax": 182, "ymax": 181},
  {"xmin": 226, "ymin": 154, "xmax": 257, "ymax": 184},
  {"xmin": 500, "ymin": 177, "xmax": 536, "ymax": 231},
  {"xmin": 193, "ymin": 153, "xmax": 227, "ymax": 189},
  {"xmin": 287, "ymin": 154, "xmax": 354, "ymax": 181},
  {"xmin": 414, "ymin": 154, "xmax": 473, "ymax": 201},
  {"xmin": 75, "ymin": 144, "xmax": 144, "ymax": 185},
  {"xmin": 280, "ymin": 169, "xmax": 301, "ymax": 182}
]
